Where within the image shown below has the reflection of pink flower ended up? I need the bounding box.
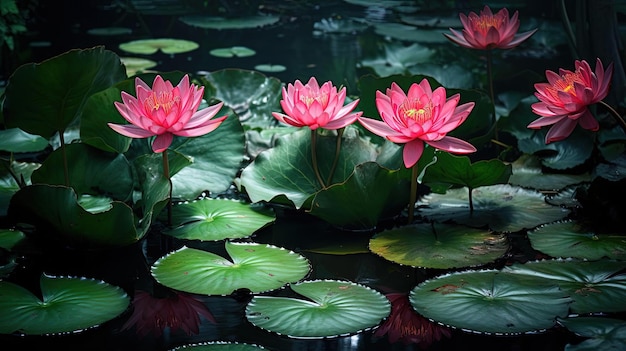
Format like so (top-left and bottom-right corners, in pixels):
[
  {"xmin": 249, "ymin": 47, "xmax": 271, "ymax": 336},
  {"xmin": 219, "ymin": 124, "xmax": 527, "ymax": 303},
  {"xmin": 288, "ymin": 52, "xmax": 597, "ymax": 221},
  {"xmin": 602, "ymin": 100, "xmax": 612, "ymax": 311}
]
[
  {"xmin": 528, "ymin": 58, "xmax": 614, "ymax": 143},
  {"xmin": 358, "ymin": 79, "xmax": 476, "ymax": 168},
  {"xmin": 109, "ymin": 75, "xmax": 227, "ymax": 153},
  {"xmin": 374, "ymin": 293, "xmax": 451, "ymax": 346},
  {"xmin": 444, "ymin": 6, "xmax": 536, "ymax": 50},
  {"xmin": 121, "ymin": 290, "xmax": 216, "ymax": 338},
  {"xmin": 272, "ymin": 77, "xmax": 362, "ymax": 130}
]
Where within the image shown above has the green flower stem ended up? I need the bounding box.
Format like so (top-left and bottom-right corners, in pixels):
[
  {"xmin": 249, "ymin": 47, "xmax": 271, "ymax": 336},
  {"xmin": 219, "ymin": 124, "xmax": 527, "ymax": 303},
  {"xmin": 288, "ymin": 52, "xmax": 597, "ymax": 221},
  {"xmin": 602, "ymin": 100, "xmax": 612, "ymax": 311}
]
[
  {"xmin": 162, "ymin": 150, "xmax": 172, "ymax": 227},
  {"xmin": 310, "ymin": 129, "xmax": 326, "ymax": 189},
  {"xmin": 407, "ymin": 163, "xmax": 419, "ymax": 224},
  {"xmin": 59, "ymin": 131, "xmax": 70, "ymax": 187},
  {"xmin": 598, "ymin": 100, "xmax": 626, "ymax": 134},
  {"xmin": 326, "ymin": 127, "xmax": 345, "ymax": 185},
  {"xmin": 468, "ymin": 187, "xmax": 474, "ymax": 213},
  {"xmin": 486, "ymin": 49, "xmax": 499, "ymax": 143}
]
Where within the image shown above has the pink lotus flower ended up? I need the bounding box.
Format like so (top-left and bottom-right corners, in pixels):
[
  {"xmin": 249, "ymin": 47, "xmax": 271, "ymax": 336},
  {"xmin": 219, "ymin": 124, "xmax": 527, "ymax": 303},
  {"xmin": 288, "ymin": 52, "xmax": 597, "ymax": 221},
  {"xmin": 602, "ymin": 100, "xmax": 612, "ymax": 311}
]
[
  {"xmin": 374, "ymin": 293, "xmax": 451, "ymax": 346},
  {"xmin": 109, "ymin": 74, "xmax": 227, "ymax": 153},
  {"xmin": 358, "ymin": 79, "xmax": 476, "ymax": 168},
  {"xmin": 272, "ymin": 77, "xmax": 362, "ymax": 130},
  {"xmin": 121, "ymin": 289, "xmax": 216, "ymax": 338},
  {"xmin": 528, "ymin": 58, "xmax": 614, "ymax": 143},
  {"xmin": 444, "ymin": 6, "xmax": 536, "ymax": 50}
]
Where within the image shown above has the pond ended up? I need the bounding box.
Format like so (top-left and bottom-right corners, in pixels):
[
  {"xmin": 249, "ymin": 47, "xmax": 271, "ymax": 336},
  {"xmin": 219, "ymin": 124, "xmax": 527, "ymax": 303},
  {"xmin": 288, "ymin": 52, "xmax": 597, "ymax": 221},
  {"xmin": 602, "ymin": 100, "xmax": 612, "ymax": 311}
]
[{"xmin": 1, "ymin": 1, "xmax": 626, "ymax": 351}]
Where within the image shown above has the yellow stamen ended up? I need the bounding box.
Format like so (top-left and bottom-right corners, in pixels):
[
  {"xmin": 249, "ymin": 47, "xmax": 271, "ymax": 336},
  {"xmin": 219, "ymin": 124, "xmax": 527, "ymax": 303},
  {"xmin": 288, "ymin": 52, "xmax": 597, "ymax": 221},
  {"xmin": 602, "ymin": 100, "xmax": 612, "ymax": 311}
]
[
  {"xmin": 400, "ymin": 99, "xmax": 433, "ymax": 124},
  {"xmin": 300, "ymin": 92, "xmax": 329, "ymax": 108},
  {"xmin": 471, "ymin": 14, "xmax": 504, "ymax": 34},
  {"xmin": 145, "ymin": 91, "xmax": 179, "ymax": 114},
  {"xmin": 546, "ymin": 69, "xmax": 585, "ymax": 99}
]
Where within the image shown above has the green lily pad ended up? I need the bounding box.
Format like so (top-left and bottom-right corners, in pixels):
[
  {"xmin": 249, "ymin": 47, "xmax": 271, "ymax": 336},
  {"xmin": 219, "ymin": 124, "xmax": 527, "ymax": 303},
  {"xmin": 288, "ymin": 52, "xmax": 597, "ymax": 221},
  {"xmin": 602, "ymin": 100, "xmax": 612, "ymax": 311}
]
[
  {"xmin": 0, "ymin": 229, "xmax": 26, "ymax": 250},
  {"xmin": 558, "ymin": 316, "xmax": 626, "ymax": 351},
  {"xmin": 120, "ymin": 57, "xmax": 157, "ymax": 76},
  {"xmin": 87, "ymin": 27, "xmax": 132, "ymax": 36},
  {"xmin": 360, "ymin": 42, "xmax": 435, "ymax": 77},
  {"xmin": 151, "ymin": 242, "xmax": 311, "ymax": 295},
  {"xmin": 170, "ymin": 342, "xmax": 267, "ymax": 350},
  {"xmin": 3, "ymin": 47, "xmax": 126, "ymax": 139},
  {"xmin": 0, "ymin": 274, "xmax": 129, "ymax": 335},
  {"xmin": 245, "ymin": 279, "xmax": 390, "ymax": 338},
  {"xmin": 254, "ymin": 64, "xmax": 286, "ymax": 73},
  {"xmin": 527, "ymin": 220, "xmax": 626, "ymax": 260},
  {"xmin": 118, "ymin": 38, "xmax": 199, "ymax": 55},
  {"xmin": 164, "ymin": 198, "xmax": 275, "ymax": 241},
  {"xmin": 421, "ymin": 152, "xmax": 512, "ymax": 194},
  {"xmin": 0, "ymin": 128, "xmax": 48, "ymax": 153},
  {"xmin": 410, "ymin": 270, "xmax": 572, "ymax": 334},
  {"xmin": 179, "ymin": 15, "xmax": 279, "ymax": 30},
  {"xmin": 503, "ymin": 259, "xmax": 626, "ymax": 314},
  {"xmin": 210, "ymin": 46, "xmax": 256, "ymax": 58},
  {"xmin": 508, "ymin": 154, "xmax": 592, "ymax": 191},
  {"xmin": 373, "ymin": 23, "xmax": 450, "ymax": 43},
  {"xmin": 417, "ymin": 184, "xmax": 570, "ymax": 232},
  {"xmin": 369, "ymin": 223, "xmax": 509, "ymax": 269}
]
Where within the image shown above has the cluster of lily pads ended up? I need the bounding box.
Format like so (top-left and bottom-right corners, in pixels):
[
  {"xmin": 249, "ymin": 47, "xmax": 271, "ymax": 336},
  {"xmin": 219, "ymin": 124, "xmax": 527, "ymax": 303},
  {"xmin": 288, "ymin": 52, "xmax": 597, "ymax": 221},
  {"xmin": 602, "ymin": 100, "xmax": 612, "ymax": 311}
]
[{"xmin": 0, "ymin": 2, "xmax": 626, "ymax": 350}]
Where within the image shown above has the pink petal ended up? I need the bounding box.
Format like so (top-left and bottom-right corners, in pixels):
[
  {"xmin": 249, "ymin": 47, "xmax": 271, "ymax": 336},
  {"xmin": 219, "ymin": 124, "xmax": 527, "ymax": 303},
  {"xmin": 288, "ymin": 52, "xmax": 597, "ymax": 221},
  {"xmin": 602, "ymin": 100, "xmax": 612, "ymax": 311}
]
[
  {"xmin": 175, "ymin": 115, "xmax": 227, "ymax": 137},
  {"xmin": 152, "ymin": 133, "xmax": 174, "ymax": 153},
  {"xmin": 545, "ymin": 118, "xmax": 577, "ymax": 143},
  {"xmin": 426, "ymin": 136, "xmax": 476, "ymax": 154},
  {"xmin": 107, "ymin": 123, "xmax": 156, "ymax": 138},
  {"xmin": 402, "ymin": 139, "xmax": 425, "ymax": 168},
  {"xmin": 577, "ymin": 110, "xmax": 599, "ymax": 131}
]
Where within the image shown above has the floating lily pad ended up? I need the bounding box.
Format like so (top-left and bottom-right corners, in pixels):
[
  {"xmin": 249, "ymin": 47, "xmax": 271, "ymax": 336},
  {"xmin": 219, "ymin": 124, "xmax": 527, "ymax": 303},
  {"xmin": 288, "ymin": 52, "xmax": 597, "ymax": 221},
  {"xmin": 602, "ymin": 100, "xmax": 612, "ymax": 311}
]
[
  {"xmin": 508, "ymin": 154, "xmax": 592, "ymax": 191},
  {"xmin": 527, "ymin": 220, "xmax": 626, "ymax": 260},
  {"xmin": 151, "ymin": 242, "xmax": 311, "ymax": 295},
  {"xmin": 373, "ymin": 23, "xmax": 449, "ymax": 43},
  {"xmin": 360, "ymin": 42, "xmax": 434, "ymax": 77},
  {"xmin": 369, "ymin": 223, "xmax": 509, "ymax": 269},
  {"xmin": 558, "ymin": 316, "xmax": 626, "ymax": 351},
  {"xmin": 118, "ymin": 38, "xmax": 199, "ymax": 55},
  {"xmin": 246, "ymin": 279, "xmax": 390, "ymax": 338},
  {"xmin": 87, "ymin": 27, "xmax": 132, "ymax": 36},
  {"xmin": 210, "ymin": 46, "xmax": 256, "ymax": 58},
  {"xmin": 170, "ymin": 341, "xmax": 267, "ymax": 350},
  {"xmin": 410, "ymin": 270, "xmax": 572, "ymax": 334},
  {"xmin": 120, "ymin": 57, "xmax": 157, "ymax": 76},
  {"xmin": 164, "ymin": 198, "xmax": 275, "ymax": 241},
  {"xmin": 417, "ymin": 184, "xmax": 570, "ymax": 232},
  {"xmin": 254, "ymin": 64, "xmax": 286, "ymax": 73},
  {"xmin": 179, "ymin": 15, "xmax": 280, "ymax": 29},
  {"xmin": 503, "ymin": 259, "xmax": 626, "ymax": 314},
  {"xmin": 0, "ymin": 274, "xmax": 129, "ymax": 335}
]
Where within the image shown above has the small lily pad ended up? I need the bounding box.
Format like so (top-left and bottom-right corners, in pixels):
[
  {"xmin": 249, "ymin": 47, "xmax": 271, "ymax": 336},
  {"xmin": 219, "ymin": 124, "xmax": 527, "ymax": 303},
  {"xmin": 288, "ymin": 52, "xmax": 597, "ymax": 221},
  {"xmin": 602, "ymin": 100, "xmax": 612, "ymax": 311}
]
[
  {"xmin": 118, "ymin": 38, "xmax": 199, "ymax": 55},
  {"xmin": 254, "ymin": 64, "xmax": 286, "ymax": 73},
  {"xmin": 0, "ymin": 274, "xmax": 130, "ymax": 335},
  {"xmin": 410, "ymin": 270, "xmax": 572, "ymax": 334},
  {"xmin": 369, "ymin": 223, "xmax": 509, "ymax": 269},
  {"xmin": 120, "ymin": 57, "xmax": 157, "ymax": 76},
  {"xmin": 170, "ymin": 341, "xmax": 267, "ymax": 350},
  {"xmin": 87, "ymin": 27, "xmax": 132, "ymax": 36},
  {"xmin": 527, "ymin": 220, "xmax": 626, "ymax": 260},
  {"xmin": 179, "ymin": 15, "xmax": 279, "ymax": 30},
  {"xmin": 246, "ymin": 279, "xmax": 390, "ymax": 338},
  {"xmin": 164, "ymin": 198, "xmax": 275, "ymax": 241},
  {"xmin": 210, "ymin": 46, "xmax": 256, "ymax": 58},
  {"xmin": 151, "ymin": 242, "xmax": 311, "ymax": 295}
]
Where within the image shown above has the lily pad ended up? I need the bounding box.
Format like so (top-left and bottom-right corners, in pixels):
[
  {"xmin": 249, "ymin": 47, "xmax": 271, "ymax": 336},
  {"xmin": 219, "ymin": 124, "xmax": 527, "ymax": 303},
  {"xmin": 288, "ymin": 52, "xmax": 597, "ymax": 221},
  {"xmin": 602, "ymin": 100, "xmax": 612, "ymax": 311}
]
[
  {"xmin": 245, "ymin": 279, "xmax": 390, "ymax": 338},
  {"xmin": 151, "ymin": 242, "xmax": 311, "ymax": 295},
  {"xmin": 118, "ymin": 38, "xmax": 199, "ymax": 55},
  {"xmin": 558, "ymin": 316, "xmax": 626, "ymax": 351},
  {"xmin": 210, "ymin": 46, "xmax": 256, "ymax": 58},
  {"xmin": 527, "ymin": 220, "xmax": 626, "ymax": 260},
  {"xmin": 254, "ymin": 64, "xmax": 286, "ymax": 73},
  {"xmin": 409, "ymin": 270, "xmax": 572, "ymax": 334},
  {"xmin": 369, "ymin": 223, "xmax": 509, "ymax": 269},
  {"xmin": 503, "ymin": 259, "xmax": 626, "ymax": 314},
  {"xmin": 170, "ymin": 342, "xmax": 267, "ymax": 350},
  {"xmin": 417, "ymin": 184, "xmax": 570, "ymax": 232},
  {"xmin": 373, "ymin": 23, "xmax": 450, "ymax": 43},
  {"xmin": 179, "ymin": 15, "xmax": 279, "ymax": 30},
  {"xmin": 360, "ymin": 42, "xmax": 434, "ymax": 77},
  {"xmin": 87, "ymin": 27, "xmax": 132, "ymax": 36},
  {"xmin": 508, "ymin": 154, "xmax": 592, "ymax": 191},
  {"xmin": 164, "ymin": 198, "xmax": 275, "ymax": 241},
  {"xmin": 120, "ymin": 57, "xmax": 157, "ymax": 76},
  {"xmin": 0, "ymin": 274, "xmax": 129, "ymax": 335},
  {"xmin": 0, "ymin": 229, "xmax": 26, "ymax": 250}
]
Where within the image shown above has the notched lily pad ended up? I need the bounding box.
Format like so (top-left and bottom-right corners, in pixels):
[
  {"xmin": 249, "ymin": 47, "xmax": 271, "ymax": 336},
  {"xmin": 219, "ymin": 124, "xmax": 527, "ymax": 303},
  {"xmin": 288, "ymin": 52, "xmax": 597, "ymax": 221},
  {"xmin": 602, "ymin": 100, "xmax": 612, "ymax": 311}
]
[
  {"xmin": 210, "ymin": 46, "xmax": 256, "ymax": 58},
  {"xmin": 164, "ymin": 198, "xmax": 275, "ymax": 241},
  {"xmin": 245, "ymin": 279, "xmax": 390, "ymax": 338},
  {"xmin": 179, "ymin": 15, "xmax": 280, "ymax": 30},
  {"xmin": 0, "ymin": 274, "xmax": 129, "ymax": 335},
  {"xmin": 151, "ymin": 242, "xmax": 311, "ymax": 295},
  {"xmin": 118, "ymin": 38, "xmax": 199, "ymax": 55}
]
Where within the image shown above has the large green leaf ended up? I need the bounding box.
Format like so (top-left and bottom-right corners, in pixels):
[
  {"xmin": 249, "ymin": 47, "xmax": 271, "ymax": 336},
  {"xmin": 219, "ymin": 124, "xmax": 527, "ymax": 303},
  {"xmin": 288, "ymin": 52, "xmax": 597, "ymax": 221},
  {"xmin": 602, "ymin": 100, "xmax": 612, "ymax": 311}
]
[
  {"xmin": 559, "ymin": 317, "xmax": 626, "ymax": 351},
  {"xmin": 3, "ymin": 47, "xmax": 126, "ymax": 138},
  {"xmin": 164, "ymin": 198, "xmax": 275, "ymax": 241},
  {"xmin": 245, "ymin": 279, "xmax": 390, "ymax": 338},
  {"xmin": 170, "ymin": 107, "xmax": 246, "ymax": 199},
  {"xmin": 508, "ymin": 154, "xmax": 591, "ymax": 191},
  {"xmin": 239, "ymin": 127, "xmax": 378, "ymax": 209},
  {"xmin": 151, "ymin": 242, "xmax": 311, "ymax": 295},
  {"xmin": 417, "ymin": 184, "xmax": 570, "ymax": 232},
  {"xmin": 309, "ymin": 162, "xmax": 410, "ymax": 230},
  {"xmin": 369, "ymin": 223, "xmax": 509, "ymax": 269},
  {"xmin": 421, "ymin": 152, "xmax": 512, "ymax": 193},
  {"xmin": 7, "ymin": 184, "xmax": 138, "ymax": 247},
  {"xmin": 0, "ymin": 128, "xmax": 48, "ymax": 153},
  {"xmin": 30, "ymin": 143, "xmax": 134, "ymax": 201},
  {"xmin": 503, "ymin": 259, "xmax": 626, "ymax": 314},
  {"xmin": 0, "ymin": 274, "xmax": 129, "ymax": 335},
  {"xmin": 410, "ymin": 270, "xmax": 572, "ymax": 334},
  {"xmin": 528, "ymin": 220, "xmax": 626, "ymax": 260}
]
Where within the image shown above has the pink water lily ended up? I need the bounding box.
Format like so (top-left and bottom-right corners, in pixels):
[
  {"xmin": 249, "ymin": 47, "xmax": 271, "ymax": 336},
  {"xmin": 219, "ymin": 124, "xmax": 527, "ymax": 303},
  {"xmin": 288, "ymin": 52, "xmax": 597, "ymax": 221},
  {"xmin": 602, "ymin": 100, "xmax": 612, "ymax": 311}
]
[
  {"xmin": 272, "ymin": 77, "xmax": 362, "ymax": 130},
  {"xmin": 528, "ymin": 58, "xmax": 613, "ymax": 143},
  {"xmin": 109, "ymin": 74, "xmax": 227, "ymax": 153},
  {"xmin": 358, "ymin": 79, "xmax": 476, "ymax": 168},
  {"xmin": 444, "ymin": 6, "xmax": 536, "ymax": 50}
]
